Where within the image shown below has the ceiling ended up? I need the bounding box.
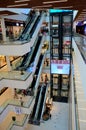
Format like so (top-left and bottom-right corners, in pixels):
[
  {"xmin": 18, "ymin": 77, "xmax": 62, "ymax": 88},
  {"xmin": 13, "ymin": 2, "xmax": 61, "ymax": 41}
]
[
  {"xmin": 0, "ymin": 10, "xmax": 18, "ymax": 16},
  {"xmin": 0, "ymin": 0, "xmax": 86, "ymax": 21}
]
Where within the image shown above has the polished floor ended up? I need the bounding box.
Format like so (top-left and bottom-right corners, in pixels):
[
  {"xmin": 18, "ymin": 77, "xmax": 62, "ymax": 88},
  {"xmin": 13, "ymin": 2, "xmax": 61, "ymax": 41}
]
[
  {"xmin": 25, "ymin": 102, "xmax": 69, "ymax": 130},
  {"xmin": 0, "ymin": 87, "xmax": 69, "ymax": 130}
]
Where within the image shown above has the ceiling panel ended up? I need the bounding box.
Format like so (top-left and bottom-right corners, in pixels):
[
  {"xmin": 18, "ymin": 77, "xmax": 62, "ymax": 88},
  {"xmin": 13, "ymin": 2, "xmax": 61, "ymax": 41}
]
[{"xmin": 0, "ymin": 0, "xmax": 85, "ymax": 21}]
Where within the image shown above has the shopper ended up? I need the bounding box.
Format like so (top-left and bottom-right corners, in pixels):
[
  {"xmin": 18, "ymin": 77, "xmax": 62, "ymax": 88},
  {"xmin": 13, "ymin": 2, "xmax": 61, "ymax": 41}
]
[
  {"xmin": 14, "ymin": 88, "xmax": 18, "ymax": 99},
  {"xmin": 45, "ymin": 74, "xmax": 48, "ymax": 84},
  {"xmin": 50, "ymin": 114, "xmax": 51, "ymax": 119},
  {"xmin": 20, "ymin": 97, "xmax": 23, "ymax": 106}
]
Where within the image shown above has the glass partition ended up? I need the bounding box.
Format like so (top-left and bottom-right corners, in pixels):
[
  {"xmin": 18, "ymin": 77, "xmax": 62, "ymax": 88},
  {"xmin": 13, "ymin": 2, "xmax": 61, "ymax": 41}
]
[
  {"xmin": 69, "ymin": 65, "xmax": 80, "ymax": 130},
  {"xmin": 73, "ymin": 33, "xmax": 86, "ymax": 63},
  {"xmin": 0, "ymin": 71, "xmax": 31, "ymax": 81}
]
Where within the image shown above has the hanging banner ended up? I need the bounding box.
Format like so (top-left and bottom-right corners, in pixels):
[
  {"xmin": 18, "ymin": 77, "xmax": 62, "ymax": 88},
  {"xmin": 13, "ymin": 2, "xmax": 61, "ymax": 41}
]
[{"xmin": 51, "ymin": 59, "xmax": 70, "ymax": 74}]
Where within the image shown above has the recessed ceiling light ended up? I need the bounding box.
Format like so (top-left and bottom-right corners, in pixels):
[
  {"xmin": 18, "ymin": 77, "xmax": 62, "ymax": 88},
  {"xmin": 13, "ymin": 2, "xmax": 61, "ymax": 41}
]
[
  {"xmin": 54, "ymin": 6, "xmax": 73, "ymax": 9},
  {"xmin": 43, "ymin": 0, "xmax": 67, "ymax": 4},
  {"xmin": 15, "ymin": 0, "xmax": 30, "ymax": 3},
  {"xmin": 81, "ymin": 12, "xmax": 86, "ymax": 14},
  {"xmin": 80, "ymin": 14, "xmax": 86, "ymax": 16},
  {"xmin": 7, "ymin": 3, "xmax": 28, "ymax": 7},
  {"xmin": 32, "ymin": 4, "xmax": 52, "ymax": 8}
]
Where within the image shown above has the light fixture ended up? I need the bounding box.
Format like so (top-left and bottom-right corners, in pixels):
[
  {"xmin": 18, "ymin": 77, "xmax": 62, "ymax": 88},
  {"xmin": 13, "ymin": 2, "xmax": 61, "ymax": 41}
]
[
  {"xmin": 15, "ymin": 0, "xmax": 30, "ymax": 3},
  {"xmin": 32, "ymin": 4, "xmax": 52, "ymax": 8},
  {"xmin": 83, "ymin": 21, "xmax": 86, "ymax": 24},
  {"xmin": 81, "ymin": 13, "xmax": 86, "ymax": 14},
  {"xmin": 16, "ymin": 23, "xmax": 19, "ymax": 26},
  {"xmin": 43, "ymin": 0, "xmax": 67, "ymax": 4},
  {"xmin": 83, "ymin": 9, "xmax": 86, "ymax": 11},
  {"xmin": 20, "ymin": 23, "xmax": 23, "ymax": 26},
  {"xmin": 54, "ymin": 6, "xmax": 73, "ymax": 9},
  {"xmin": 80, "ymin": 14, "xmax": 86, "ymax": 16},
  {"xmin": 7, "ymin": 3, "xmax": 28, "ymax": 7}
]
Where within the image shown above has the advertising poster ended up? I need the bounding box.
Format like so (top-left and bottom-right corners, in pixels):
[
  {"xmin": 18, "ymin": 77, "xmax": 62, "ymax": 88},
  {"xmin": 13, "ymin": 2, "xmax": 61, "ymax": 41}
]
[{"xmin": 51, "ymin": 59, "xmax": 70, "ymax": 74}]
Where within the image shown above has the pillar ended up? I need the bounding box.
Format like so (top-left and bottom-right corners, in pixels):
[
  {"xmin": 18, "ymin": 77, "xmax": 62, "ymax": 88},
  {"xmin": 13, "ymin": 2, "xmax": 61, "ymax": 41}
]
[
  {"xmin": 1, "ymin": 18, "xmax": 6, "ymax": 41},
  {"xmin": 6, "ymin": 56, "xmax": 12, "ymax": 71}
]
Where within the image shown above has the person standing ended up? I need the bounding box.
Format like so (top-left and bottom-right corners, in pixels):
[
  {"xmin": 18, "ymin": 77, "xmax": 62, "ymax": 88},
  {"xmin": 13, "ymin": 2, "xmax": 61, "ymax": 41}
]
[
  {"xmin": 14, "ymin": 88, "xmax": 18, "ymax": 99},
  {"xmin": 50, "ymin": 113, "xmax": 51, "ymax": 119},
  {"xmin": 20, "ymin": 97, "xmax": 23, "ymax": 106},
  {"xmin": 45, "ymin": 74, "xmax": 48, "ymax": 84}
]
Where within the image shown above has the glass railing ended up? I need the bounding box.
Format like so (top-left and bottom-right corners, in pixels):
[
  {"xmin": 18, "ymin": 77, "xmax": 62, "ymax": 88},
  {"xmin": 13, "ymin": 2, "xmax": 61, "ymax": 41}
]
[
  {"xmin": 73, "ymin": 77, "xmax": 80, "ymax": 130},
  {"xmin": 0, "ymin": 95, "xmax": 34, "ymax": 114},
  {"xmin": 0, "ymin": 71, "xmax": 31, "ymax": 81},
  {"xmin": 69, "ymin": 65, "xmax": 80, "ymax": 130},
  {"xmin": 0, "ymin": 39, "xmax": 28, "ymax": 45},
  {"xmin": 0, "ymin": 57, "xmax": 22, "ymax": 70},
  {"xmin": 73, "ymin": 32, "xmax": 86, "ymax": 63}
]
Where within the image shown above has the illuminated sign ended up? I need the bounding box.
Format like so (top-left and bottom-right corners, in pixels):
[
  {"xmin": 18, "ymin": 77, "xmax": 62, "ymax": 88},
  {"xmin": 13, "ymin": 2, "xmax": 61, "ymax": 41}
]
[
  {"xmin": 50, "ymin": 9, "xmax": 72, "ymax": 13},
  {"xmin": 51, "ymin": 59, "xmax": 70, "ymax": 74}
]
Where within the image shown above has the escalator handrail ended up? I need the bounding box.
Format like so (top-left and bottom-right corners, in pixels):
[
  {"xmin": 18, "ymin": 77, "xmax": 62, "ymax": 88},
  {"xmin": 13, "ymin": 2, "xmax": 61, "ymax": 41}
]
[
  {"xmin": 29, "ymin": 15, "xmax": 41, "ymax": 39},
  {"xmin": 18, "ymin": 14, "xmax": 36, "ymax": 40},
  {"xmin": 23, "ymin": 15, "xmax": 37, "ymax": 37},
  {"xmin": 36, "ymin": 85, "xmax": 48, "ymax": 121},
  {"xmin": 30, "ymin": 87, "xmax": 41, "ymax": 119},
  {"xmin": 19, "ymin": 35, "xmax": 42, "ymax": 70},
  {"xmin": 34, "ymin": 86, "xmax": 43, "ymax": 120},
  {"xmin": 40, "ymin": 84, "xmax": 49, "ymax": 120}
]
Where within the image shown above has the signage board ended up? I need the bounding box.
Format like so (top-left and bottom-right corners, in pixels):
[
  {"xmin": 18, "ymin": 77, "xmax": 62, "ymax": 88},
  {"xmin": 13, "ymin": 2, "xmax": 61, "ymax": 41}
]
[{"xmin": 51, "ymin": 59, "xmax": 70, "ymax": 74}]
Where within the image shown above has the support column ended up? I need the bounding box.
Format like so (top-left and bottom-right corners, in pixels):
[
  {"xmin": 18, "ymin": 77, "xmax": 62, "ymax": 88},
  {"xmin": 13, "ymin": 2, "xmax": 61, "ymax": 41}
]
[
  {"xmin": 6, "ymin": 56, "xmax": 12, "ymax": 71},
  {"xmin": 1, "ymin": 18, "xmax": 6, "ymax": 42}
]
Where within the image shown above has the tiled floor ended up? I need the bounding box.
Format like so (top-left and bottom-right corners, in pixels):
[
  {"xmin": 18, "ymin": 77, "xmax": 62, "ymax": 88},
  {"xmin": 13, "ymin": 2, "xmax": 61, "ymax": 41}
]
[
  {"xmin": 0, "ymin": 111, "xmax": 26, "ymax": 130},
  {"xmin": 25, "ymin": 102, "xmax": 69, "ymax": 130},
  {"xmin": 0, "ymin": 88, "xmax": 30, "ymax": 106}
]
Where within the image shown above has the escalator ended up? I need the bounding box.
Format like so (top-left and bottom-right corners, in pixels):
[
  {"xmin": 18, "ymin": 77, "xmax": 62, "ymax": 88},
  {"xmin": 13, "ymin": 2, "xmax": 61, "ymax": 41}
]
[
  {"xmin": 28, "ymin": 36, "xmax": 42, "ymax": 66},
  {"xmin": 29, "ymin": 85, "xmax": 41, "ymax": 123},
  {"xmin": 29, "ymin": 15, "xmax": 41, "ymax": 39},
  {"xmin": 35, "ymin": 54, "xmax": 43, "ymax": 76},
  {"xmin": 36, "ymin": 85, "xmax": 47, "ymax": 122},
  {"xmin": 19, "ymin": 14, "xmax": 41, "ymax": 41},
  {"xmin": 29, "ymin": 85, "xmax": 47, "ymax": 125},
  {"xmin": 16, "ymin": 35, "xmax": 42, "ymax": 71},
  {"xmin": 18, "ymin": 11, "xmax": 36, "ymax": 41},
  {"xmin": 15, "ymin": 13, "xmax": 42, "ymax": 70},
  {"xmin": 22, "ymin": 13, "xmax": 36, "ymax": 35},
  {"xmin": 18, "ymin": 52, "xmax": 30, "ymax": 69},
  {"xmin": 16, "ymin": 52, "xmax": 30, "ymax": 70},
  {"xmin": 28, "ymin": 54, "xmax": 43, "ymax": 92}
]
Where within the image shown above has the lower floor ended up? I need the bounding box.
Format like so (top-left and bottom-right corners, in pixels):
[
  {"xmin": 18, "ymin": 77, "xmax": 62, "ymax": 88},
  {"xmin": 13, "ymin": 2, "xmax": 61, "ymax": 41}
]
[{"xmin": 0, "ymin": 87, "xmax": 69, "ymax": 130}]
